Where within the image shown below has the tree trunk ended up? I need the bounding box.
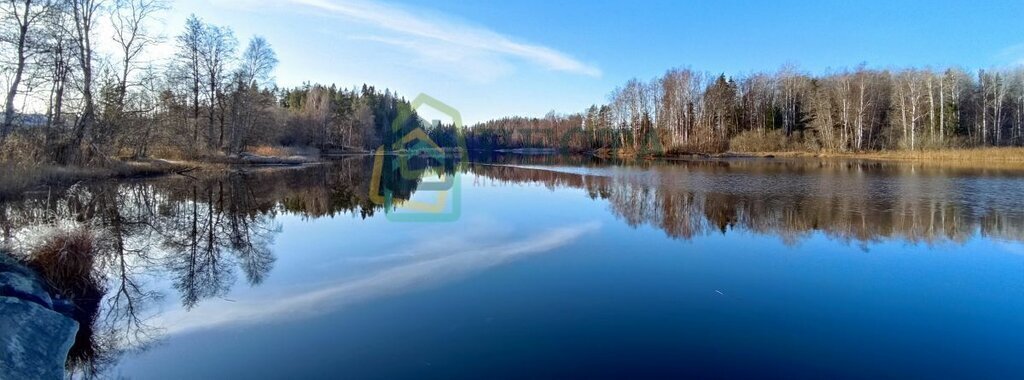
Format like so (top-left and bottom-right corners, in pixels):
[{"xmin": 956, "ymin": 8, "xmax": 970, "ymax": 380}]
[
  {"xmin": 939, "ymin": 76, "xmax": 944, "ymax": 144},
  {"xmin": 1, "ymin": 16, "xmax": 30, "ymax": 144}
]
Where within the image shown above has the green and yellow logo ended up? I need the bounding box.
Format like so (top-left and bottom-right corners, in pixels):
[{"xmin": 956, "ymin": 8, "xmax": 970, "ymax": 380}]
[{"xmin": 369, "ymin": 94, "xmax": 466, "ymax": 222}]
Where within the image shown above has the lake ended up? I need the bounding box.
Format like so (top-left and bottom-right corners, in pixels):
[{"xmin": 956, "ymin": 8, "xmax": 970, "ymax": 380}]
[{"xmin": 3, "ymin": 155, "xmax": 1024, "ymax": 378}]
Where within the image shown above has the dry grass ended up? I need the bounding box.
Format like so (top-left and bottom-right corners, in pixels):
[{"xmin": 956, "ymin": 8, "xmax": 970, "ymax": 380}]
[
  {"xmin": 142, "ymin": 145, "xmax": 191, "ymax": 160},
  {"xmin": 835, "ymin": 147, "xmax": 1024, "ymax": 162},
  {"xmin": 0, "ymin": 159, "xmax": 190, "ymax": 201},
  {"xmin": 725, "ymin": 147, "xmax": 1024, "ymax": 170},
  {"xmin": 23, "ymin": 228, "xmax": 103, "ymax": 299},
  {"xmin": 21, "ymin": 227, "xmax": 107, "ymax": 374},
  {"xmin": 246, "ymin": 145, "xmax": 320, "ymax": 158},
  {"xmin": 248, "ymin": 145, "xmax": 291, "ymax": 157},
  {"xmin": 729, "ymin": 130, "xmax": 792, "ymax": 152},
  {"xmin": 743, "ymin": 147, "xmax": 1024, "ymax": 162}
]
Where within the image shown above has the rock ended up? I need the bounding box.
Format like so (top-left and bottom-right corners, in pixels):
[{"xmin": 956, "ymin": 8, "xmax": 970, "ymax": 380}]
[
  {"xmin": 0, "ymin": 297, "xmax": 78, "ymax": 379},
  {"xmin": 0, "ymin": 271, "xmax": 54, "ymax": 310},
  {"xmin": 0, "ymin": 253, "xmax": 79, "ymax": 379},
  {"xmin": 0, "ymin": 254, "xmax": 55, "ymax": 310}
]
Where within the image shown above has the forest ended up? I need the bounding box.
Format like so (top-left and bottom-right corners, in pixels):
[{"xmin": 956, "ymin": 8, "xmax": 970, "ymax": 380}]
[
  {"xmin": 0, "ymin": 0, "xmax": 420, "ymax": 168},
  {"xmin": 4, "ymin": 0, "xmax": 1024, "ymax": 175},
  {"xmin": 466, "ymin": 67, "xmax": 1024, "ymax": 154}
]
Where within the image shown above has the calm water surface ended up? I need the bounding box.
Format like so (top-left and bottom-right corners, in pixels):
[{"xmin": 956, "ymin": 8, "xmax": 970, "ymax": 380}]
[{"xmin": 4, "ymin": 156, "xmax": 1024, "ymax": 378}]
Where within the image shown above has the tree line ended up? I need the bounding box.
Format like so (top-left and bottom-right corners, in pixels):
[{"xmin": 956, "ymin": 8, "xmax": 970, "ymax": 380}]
[
  {"xmin": 1, "ymin": 0, "xmax": 418, "ymax": 166},
  {"xmin": 463, "ymin": 66, "xmax": 1024, "ymax": 154},
  {"xmin": 6, "ymin": 1, "xmax": 1024, "ymax": 163}
]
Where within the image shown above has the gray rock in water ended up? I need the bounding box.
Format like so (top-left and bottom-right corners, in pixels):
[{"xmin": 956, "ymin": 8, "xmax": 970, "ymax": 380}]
[
  {"xmin": 0, "ymin": 253, "xmax": 79, "ymax": 379},
  {"xmin": 0, "ymin": 271, "xmax": 54, "ymax": 310},
  {"xmin": 0, "ymin": 296, "xmax": 78, "ymax": 379}
]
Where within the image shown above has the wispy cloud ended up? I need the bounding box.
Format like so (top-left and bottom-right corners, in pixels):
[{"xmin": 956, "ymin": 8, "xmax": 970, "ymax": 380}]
[
  {"xmin": 156, "ymin": 222, "xmax": 601, "ymax": 335},
  {"xmin": 346, "ymin": 34, "xmax": 515, "ymax": 83},
  {"xmin": 279, "ymin": 0, "xmax": 600, "ymax": 79}
]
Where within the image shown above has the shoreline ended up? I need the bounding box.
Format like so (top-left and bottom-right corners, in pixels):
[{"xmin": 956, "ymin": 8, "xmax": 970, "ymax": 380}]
[
  {"xmin": 749, "ymin": 148, "xmax": 1024, "ymax": 162},
  {"xmin": 1, "ymin": 160, "xmax": 200, "ymax": 201},
  {"xmin": 602, "ymin": 147, "xmax": 1024, "ymax": 167},
  {"xmin": 4, "ymin": 147, "xmax": 1024, "ymax": 199},
  {"xmin": 0, "ymin": 155, "xmax": 318, "ymax": 201}
]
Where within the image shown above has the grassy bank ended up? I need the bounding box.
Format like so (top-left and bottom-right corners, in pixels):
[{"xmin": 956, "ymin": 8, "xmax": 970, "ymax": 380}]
[
  {"xmin": 591, "ymin": 146, "xmax": 1024, "ymax": 170},
  {"xmin": 0, "ymin": 145, "xmax": 329, "ymax": 200},
  {"xmin": 719, "ymin": 147, "xmax": 1024, "ymax": 170},
  {"xmin": 0, "ymin": 160, "xmax": 200, "ymax": 201},
  {"xmin": 827, "ymin": 147, "xmax": 1024, "ymax": 162},
  {"xmin": 735, "ymin": 147, "xmax": 1024, "ymax": 162}
]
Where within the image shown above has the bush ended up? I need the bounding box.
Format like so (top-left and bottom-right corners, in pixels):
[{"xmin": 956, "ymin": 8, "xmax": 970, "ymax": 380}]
[
  {"xmin": 0, "ymin": 132, "xmax": 47, "ymax": 163},
  {"xmin": 23, "ymin": 226, "xmax": 108, "ymax": 375},
  {"xmin": 24, "ymin": 227, "xmax": 104, "ymax": 299}
]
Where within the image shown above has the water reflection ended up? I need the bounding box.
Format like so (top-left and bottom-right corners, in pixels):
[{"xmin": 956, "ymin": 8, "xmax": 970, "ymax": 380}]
[
  {"xmin": 154, "ymin": 222, "xmax": 600, "ymax": 336},
  {"xmin": 469, "ymin": 158, "xmax": 1024, "ymax": 245},
  {"xmin": 1, "ymin": 156, "xmax": 1023, "ymax": 376},
  {"xmin": 1, "ymin": 156, "xmax": 430, "ymax": 376}
]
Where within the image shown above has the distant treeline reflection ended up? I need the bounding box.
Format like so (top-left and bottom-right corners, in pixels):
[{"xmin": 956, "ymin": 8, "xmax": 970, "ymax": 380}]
[{"xmin": 468, "ymin": 157, "xmax": 1024, "ymax": 245}]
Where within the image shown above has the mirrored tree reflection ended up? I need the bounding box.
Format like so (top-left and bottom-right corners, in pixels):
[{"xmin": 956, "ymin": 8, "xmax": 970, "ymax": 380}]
[
  {"xmin": 467, "ymin": 158, "xmax": 1024, "ymax": 245},
  {"xmin": 0, "ymin": 157, "xmax": 428, "ymax": 377}
]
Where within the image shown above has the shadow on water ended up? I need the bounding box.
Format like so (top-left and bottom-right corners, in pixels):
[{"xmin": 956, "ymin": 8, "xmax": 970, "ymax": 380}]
[{"xmin": 0, "ymin": 155, "xmax": 1022, "ymax": 376}]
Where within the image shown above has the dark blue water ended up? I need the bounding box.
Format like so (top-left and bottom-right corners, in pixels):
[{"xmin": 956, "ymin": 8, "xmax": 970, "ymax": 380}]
[{"xmin": 7, "ymin": 158, "xmax": 1023, "ymax": 378}]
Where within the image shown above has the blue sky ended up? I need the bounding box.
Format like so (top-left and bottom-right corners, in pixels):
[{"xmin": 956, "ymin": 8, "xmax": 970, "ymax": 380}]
[{"xmin": 162, "ymin": 0, "xmax": 1024, "ymax": 124}]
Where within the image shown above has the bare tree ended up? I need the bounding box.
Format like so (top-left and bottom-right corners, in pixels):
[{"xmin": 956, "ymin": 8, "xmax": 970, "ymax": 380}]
[
  {"xmin": 68, "ymin": 0, "xmax": 104, "ymax": 163},
  {"xmin": 109, "ymin": 0, "xmax": 167, "ymax": 113},
  {"xmin": 198, "ymin": 22, "xmax": 236, "ymax": 149},
  {"xmin": 1, "ymin": 0, "xmax": 53, "ymax": 143},
  {"xmin": 238, "ymin": 35, "xmax": 277, "ymax": 88},
  {"xmin": 174, "ymin": 14, "xmax": 204, "ymax": 145},
  {"xmin": 226, "ymin": 37, "xmax": 277, "ymax": 153}
]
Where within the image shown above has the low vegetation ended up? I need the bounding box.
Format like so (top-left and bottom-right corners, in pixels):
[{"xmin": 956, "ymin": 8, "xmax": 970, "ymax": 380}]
[
  {"xmin": 20, "ymin": 226, "xmax": 107, "ymax": 375},
  {"xmin": 0, "ymin": 160, "xmax": 192, "ymax": 201},
  {"xmin": 23, "ymin": 227, "xmax": 103, "ymax": 300},
  {"xmin": 839, "ymin": 147, "xmax": 1024, "ymax": 162},
  {"xmin": 728, "ymin": 130, "xmax": 793, "ymax": 153}
]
